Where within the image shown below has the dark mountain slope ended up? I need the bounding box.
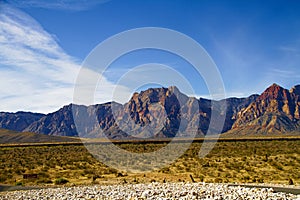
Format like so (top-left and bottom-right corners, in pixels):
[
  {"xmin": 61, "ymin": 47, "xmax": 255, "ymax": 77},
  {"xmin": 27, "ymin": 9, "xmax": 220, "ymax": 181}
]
[{"xmin": 0, "ymin": 112, "xmax": 44, "ymax": 131}]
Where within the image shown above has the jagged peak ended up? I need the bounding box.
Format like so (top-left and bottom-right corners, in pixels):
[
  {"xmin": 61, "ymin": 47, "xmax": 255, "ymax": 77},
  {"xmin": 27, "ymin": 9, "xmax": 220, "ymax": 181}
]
[
  {"xmin": 290, "ymin": 85, "xmax": 300, "ymax": 95},
  {"xmin": 266, "ymin": 83, "xmax": 284, "ymax": 91},
  {"xmin": 62, "ymin": 103, "xmax": 79, "ymax": 110},
  {"xmin": 258, "ymin": 83, "xmax": 287, "ymax": 100},
  {"xmin": 129, "ymin": 86, "xmax": 181, "ymax": 98},
  {"xmin": 167, "ymin": 85, "xmax": 180, "ymax": 93},
  {"xmin": 131, "ymin": 87, "xmax": 164, "ymax": 96}
]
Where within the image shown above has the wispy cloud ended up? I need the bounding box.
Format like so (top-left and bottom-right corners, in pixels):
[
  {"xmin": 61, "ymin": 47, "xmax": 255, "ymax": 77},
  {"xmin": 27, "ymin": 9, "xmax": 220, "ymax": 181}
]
[
  {"xmin": 6, "ymin": 0, "xmax": 110, "ymax": 11},
  {"xmin": 265, "ymin": 68, "xmax": 300, "ymax": 90},
  {"xmin": 0, "ymin": 4, "xmax": 128, "ymax": 113},
  {"xmin": 278, "ymin": 46, "xmax": 299, "ymax": 53},
  {"xmin": 210, "ymin": 24, "xmax": 300, "ymax": 96},
  {"xmin": 268, "ymin": 68, "xmax": 300, "ymax": 78},
  {"xmin": 265, "ymin": 42, "xmax": 300, "ymax": 88}
]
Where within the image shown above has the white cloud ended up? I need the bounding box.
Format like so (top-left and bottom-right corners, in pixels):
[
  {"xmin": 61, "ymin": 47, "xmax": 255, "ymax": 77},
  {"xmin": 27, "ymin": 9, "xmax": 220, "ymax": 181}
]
[
  {"xmin": 6, "ymin": 0, "xmax": 110, "ymax": 11},
  {"xmin": 278, "ymin": 46, "xmax": 299, "ymax": 53},
  {"xmin": 268, "ymin": 68, "xmax": 300, "ymax": 78},
  {"xmin": 193, "ymin": 91, "xmax": 251, "ymax": 100},
  {"xmin": 0, "ymin": 4, "xmax": 128, "ymax": 113}
]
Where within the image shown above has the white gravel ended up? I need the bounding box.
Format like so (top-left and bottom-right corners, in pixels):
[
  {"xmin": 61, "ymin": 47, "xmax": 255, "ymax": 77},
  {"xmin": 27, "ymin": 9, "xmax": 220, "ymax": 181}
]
[{"xmin": 0, "ymin": 182, "xmax": 299, "ymax": 200}]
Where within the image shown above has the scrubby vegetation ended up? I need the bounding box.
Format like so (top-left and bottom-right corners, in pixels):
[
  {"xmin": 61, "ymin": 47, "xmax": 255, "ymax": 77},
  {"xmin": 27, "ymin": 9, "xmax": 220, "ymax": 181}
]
[{"xmin": 0, "ymin": 140, "xmax": 299, "ymax": 186}]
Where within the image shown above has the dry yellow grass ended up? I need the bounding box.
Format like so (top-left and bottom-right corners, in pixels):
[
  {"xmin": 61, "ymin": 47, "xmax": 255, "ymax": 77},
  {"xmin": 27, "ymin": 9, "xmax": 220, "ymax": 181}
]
[{"xmin": 0, "ymin": 139, "xmax": 299, "ymax": 186}]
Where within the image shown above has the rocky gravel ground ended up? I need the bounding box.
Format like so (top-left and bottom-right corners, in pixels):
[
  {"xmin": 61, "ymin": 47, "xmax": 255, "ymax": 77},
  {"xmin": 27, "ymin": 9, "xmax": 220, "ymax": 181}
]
[{"xmin": 0, "ymin": 182, "xmax": 299, "ymax": 200}]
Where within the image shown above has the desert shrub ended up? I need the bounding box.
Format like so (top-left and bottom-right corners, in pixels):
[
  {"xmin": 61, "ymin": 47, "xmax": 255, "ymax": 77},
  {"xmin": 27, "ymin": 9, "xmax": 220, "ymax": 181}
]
[
  {"xmin": 103, "ymin": 168, "xmax": 117, "ymax": 174},
  {"xmin": 269, "ymin": 160, "xmax": 284, "ymax": 170},
  {"xmin": 0, "ymin": 175, "xmax": 7, "ymax": 182},
  {"xmin": 54, "ymin": 178, "xmax": 69, "ymax": 185},
  {"xmin": 224, "ymin": 172, "xmax": 231, "ymax": 178},
  {"xmin": 288, "ymin": 178, "xmax": 294, "ymax": 185},
  {"xmin": 214, "ymin": 178, "xmax": 223, "ymax": 183},
  {"xmin": 36, "ymin": 178, "xmax": 52, "ymax": 184},
  {"xmin": 83, "ymin": 169, "xmax": 95, "ymax": 175},
  {"xmin": 15, "ymin": 182, "xmax": 23, "ymax": 186},
  {"xmin": 0, "ymin": 140, "xmax": 299, "ymax": 185},
  {"xmin": 257, "ymin": 178, "xmax": 264, "ymax": 183},
  {"xmin": 159, "ymin": 167, "xmax": 170, "ymax": 173},
  {"xmin": 243, "ymin": 175, "xmax": 250, "ymax": 181},
  {"xmin": 38, "ymin": 172, "xmax": 50, "ymax": 178},
  {"xmin": 198, "ymin": 175, "xmax": 204, "ymax": 182}
]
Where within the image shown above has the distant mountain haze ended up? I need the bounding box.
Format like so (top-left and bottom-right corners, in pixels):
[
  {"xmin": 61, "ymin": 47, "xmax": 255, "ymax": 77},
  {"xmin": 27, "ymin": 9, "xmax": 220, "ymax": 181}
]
[{"xmin": 0, "ymin": 83, "xmax": 299, "ymax": 138}]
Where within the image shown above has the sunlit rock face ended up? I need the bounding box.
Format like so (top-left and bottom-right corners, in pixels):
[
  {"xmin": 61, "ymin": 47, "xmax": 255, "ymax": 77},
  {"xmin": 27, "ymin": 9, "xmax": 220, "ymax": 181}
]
[{"xmin": 232, "ymin": 84, "xmax": 300, "ymax": 134}]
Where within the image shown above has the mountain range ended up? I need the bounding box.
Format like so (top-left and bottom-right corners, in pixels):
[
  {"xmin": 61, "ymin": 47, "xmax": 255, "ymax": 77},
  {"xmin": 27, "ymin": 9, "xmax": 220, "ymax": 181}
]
[{"xmin": 1, "ymin": 83, "xmax": 300, "ymax": 139}]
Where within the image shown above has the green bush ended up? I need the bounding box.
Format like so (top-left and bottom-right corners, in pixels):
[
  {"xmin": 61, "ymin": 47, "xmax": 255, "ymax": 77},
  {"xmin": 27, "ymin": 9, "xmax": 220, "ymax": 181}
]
[
  {"xmin": 15, "ymin": 182, "xmax": 23, "ymax": 186},
  {"xmin": 54, "ymin": 178, "xmax": 69, "ymax": 185}
]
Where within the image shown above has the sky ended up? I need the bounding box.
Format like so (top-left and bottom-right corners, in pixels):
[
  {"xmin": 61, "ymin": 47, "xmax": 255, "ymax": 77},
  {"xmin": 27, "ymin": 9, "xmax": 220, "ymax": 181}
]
[{"xmin": 0, "ymin": 0, "xmax": 300, "ymax": 113}]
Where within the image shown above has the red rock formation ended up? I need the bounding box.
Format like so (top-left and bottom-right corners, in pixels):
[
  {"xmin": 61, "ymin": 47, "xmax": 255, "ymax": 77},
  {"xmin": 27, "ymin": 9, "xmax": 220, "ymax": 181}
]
[
  {"xmin": 232, "ymin": 83, "xmax": 300, "ymax": 133},
  {"xmin": 1, "ymin": 84, "xmax": 299, "ymax": 138}
]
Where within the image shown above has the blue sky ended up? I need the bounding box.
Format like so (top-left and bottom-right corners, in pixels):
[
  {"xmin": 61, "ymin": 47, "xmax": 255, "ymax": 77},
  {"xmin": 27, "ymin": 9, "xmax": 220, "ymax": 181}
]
[{"xmin": 0, "ymin": 0, "xmax": 300, "ymax": 113}]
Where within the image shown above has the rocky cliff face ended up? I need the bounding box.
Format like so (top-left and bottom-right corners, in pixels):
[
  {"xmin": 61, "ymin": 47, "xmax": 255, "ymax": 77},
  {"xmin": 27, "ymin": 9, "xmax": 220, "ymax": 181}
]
[
  {"xmin": 18, "ymin": 85, "xmax": 258, "ymax": 138},
  {"xmin": 232, "ymin": 84, "xmax": 300, "ymax": 133},
  {"xmin": 110, "ymin": 87, "xmax": 183, "ymax": 138},
  {"xmin": 23, "ymin": 104, "xmax": 78, "ymax": 136},
  {"xmin": 0, "ymin": 112, "xmax": 44, "ymax": 132},
  {"xmin": 5, "ymin": 86, "xmax": 216, "ymax": 138},
  {"xmin": 23, "ymin": 103, "xmax": 120, "ymax": 137},
  {"xmin": 110, "ymin": 86, "xmax": 203, "ymax": 138},
  {"xmin": 1, "ymin": 84, "xmax": 299, "ymax": 138},
  {"xmin": 221, "ymin": 94, "xmax": 259, "ymax": 132}
]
